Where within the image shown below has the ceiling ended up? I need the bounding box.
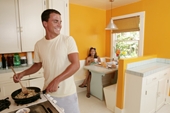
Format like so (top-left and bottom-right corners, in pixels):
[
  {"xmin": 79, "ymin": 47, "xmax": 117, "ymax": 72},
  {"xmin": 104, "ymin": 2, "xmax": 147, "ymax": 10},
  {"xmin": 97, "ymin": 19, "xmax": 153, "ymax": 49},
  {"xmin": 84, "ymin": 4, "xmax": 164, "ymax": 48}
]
[{"xmin": 69, "ymin": 0, "xmax": 140, "ymax": 10}]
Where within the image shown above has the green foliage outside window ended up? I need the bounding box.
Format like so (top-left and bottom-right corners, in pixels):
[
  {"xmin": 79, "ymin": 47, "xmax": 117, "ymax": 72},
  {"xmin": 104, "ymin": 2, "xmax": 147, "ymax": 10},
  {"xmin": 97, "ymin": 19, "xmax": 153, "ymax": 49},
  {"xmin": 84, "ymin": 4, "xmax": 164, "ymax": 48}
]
[{"xmin": 114, "ymin": 31, "xmax": 139, "ymax": 58}]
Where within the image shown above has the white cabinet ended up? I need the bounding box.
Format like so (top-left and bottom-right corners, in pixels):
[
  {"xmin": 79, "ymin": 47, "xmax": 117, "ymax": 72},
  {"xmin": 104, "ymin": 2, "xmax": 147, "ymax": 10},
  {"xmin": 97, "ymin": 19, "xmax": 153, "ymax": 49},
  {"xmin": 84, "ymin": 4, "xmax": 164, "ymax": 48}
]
[
  {"xmin": 124, "ymin": 68, "xmax": 170, "ymax": 113},
  {"xmin": 156, "ymin": 70, "xmax": 169, "ymax": 111},
  {"xmin": 47, "ymin": 0, "xmax": 69, "ymax": 35},
  {"xmin": 0, "ymin": 0, "xmax": 45, "ymax": 53},
  {"xmin": 0, "ymin": 0, "xmax": 21, "ymax": 53},
  {"xmin": 0, "ymin": 71, "xmax": 29, "ymax": 97},
  {"xmin": 141, "ymin": 81, "xmax": 158, "ymax": 113},
  {"xmin": 0, "ymin": 80, "xmax": 29, "ymax": 97},
  {"xmin": 29, "ymin": 77, "xmax": 44, "ymax": 91},
  {"xmin": 19, "ymin": 0, "xmax": 45, "ymax": 52},
  {"xmin": 29, "ymin": 68, "xmax": 44, "ymax": 91},
  {"xmin": 0, "ymin": 68, "xmax": 44, "ymax": 97}
]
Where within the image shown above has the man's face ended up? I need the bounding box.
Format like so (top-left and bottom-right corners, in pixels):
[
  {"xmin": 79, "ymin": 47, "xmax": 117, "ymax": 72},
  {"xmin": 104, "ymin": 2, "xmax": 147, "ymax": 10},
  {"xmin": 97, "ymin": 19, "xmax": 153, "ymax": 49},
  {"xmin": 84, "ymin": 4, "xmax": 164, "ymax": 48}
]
[{"xmin": 43, "ymin": 13, "xmax": 62, "ymax": 36}]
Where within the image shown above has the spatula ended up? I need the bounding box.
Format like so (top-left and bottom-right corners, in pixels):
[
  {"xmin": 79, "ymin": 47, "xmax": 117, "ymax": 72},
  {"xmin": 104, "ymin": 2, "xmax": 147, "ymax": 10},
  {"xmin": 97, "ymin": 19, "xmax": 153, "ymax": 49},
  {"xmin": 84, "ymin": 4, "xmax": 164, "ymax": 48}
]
[{"xmin": 10, "ymin": 66, "xmax": 28, "ymax": 95}]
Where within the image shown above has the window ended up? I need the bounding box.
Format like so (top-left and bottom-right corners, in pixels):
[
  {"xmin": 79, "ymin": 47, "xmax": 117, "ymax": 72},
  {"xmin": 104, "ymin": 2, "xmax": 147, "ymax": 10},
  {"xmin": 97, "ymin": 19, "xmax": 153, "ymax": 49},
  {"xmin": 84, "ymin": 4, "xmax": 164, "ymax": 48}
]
[
  {"xmin": 110, "ymin": 12, "xmax": 145, "ymax": 59},
  {"xmin": 113, "ymin": 31, "xmax": 139, "ymax": 58}
]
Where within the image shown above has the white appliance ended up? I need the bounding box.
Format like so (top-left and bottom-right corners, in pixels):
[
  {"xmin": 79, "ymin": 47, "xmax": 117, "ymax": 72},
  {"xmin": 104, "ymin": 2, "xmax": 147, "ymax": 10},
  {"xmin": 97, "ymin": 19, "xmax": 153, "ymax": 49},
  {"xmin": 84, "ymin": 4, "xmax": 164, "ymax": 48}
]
[{"xmin": 1, "ymin": 94, "xmax": 64, "ymax": 113}]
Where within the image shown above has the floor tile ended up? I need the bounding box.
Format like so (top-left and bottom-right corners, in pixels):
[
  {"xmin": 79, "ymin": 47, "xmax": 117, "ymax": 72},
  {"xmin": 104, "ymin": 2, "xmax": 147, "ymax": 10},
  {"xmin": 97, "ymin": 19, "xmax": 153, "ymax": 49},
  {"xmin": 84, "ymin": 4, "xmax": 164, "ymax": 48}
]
[{"xmin": 78, "ymin": 91, "xmax": 112, "ymax": 113}]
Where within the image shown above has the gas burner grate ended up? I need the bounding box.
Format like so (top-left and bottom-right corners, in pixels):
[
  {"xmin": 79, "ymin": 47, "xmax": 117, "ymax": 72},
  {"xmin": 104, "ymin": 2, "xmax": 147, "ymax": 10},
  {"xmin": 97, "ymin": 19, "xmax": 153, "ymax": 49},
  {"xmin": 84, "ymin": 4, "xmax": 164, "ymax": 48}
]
[{"xmin": 0, "ymin": 97, "xmax": 11, "ymax": 112}]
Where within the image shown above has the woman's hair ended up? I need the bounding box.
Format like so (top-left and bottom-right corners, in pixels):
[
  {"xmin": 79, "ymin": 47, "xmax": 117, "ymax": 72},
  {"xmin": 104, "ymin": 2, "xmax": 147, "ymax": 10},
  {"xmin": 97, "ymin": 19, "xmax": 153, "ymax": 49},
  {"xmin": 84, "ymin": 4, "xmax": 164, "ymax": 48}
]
[{"xmin": 88, "ymin": 47, "xmax": 98, "ymax": 58}]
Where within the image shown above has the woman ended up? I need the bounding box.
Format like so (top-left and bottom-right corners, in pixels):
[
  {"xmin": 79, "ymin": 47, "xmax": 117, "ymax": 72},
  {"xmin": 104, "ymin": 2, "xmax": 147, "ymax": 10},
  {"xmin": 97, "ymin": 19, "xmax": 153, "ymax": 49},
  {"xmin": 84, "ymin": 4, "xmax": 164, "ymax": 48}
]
[{"xmin": 79, "ymin": 47, "xmax": 101, "ymax": 98}]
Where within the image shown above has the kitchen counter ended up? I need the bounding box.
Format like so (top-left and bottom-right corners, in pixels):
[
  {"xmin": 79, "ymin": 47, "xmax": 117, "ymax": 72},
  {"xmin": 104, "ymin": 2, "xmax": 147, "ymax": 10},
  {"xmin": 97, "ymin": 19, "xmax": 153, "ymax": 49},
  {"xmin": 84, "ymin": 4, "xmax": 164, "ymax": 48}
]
[
  {"xmin": 126, "ymin": 58, "xmax": 170, "ymax": 77},
  {"xmin": 0, "ymin": 65, "xmax": 32, "ymax": 74}
]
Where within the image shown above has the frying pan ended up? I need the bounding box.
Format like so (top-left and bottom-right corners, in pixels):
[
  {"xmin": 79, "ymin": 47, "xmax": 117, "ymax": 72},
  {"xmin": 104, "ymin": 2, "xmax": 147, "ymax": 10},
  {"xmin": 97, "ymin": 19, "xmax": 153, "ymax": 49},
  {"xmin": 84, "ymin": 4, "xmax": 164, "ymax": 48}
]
[{"xmin": 11, "ymin": 87, "xmax": 41, "ymax": 105}]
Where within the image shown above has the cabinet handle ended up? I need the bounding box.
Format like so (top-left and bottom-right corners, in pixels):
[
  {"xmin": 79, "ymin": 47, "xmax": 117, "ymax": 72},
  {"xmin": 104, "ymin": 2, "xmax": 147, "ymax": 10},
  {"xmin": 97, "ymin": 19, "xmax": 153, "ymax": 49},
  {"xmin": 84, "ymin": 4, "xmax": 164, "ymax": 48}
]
[
  {"xmin": 152, "ymin": 77, "xmax": 157, "ymax": 81},
  {"xmin": 20, "ymin": 27, "xmax": 23, "ymax": 32},
  {"xmin": 145, "ymin": 91, "xmax": 147, "ymax": 95},
  {"xmin": 157, "ymin": 92, "xmax": 161, "ymax": 97},
  {"xmin": 164, "ymin": 73, "xmax": 167, "ymax": 75}
]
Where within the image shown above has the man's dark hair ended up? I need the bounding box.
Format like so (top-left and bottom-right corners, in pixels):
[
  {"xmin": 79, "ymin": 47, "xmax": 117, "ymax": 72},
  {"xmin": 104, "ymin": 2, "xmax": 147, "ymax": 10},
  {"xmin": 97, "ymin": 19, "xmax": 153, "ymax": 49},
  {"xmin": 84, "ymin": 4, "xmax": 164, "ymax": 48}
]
[{"xmin": 41, "ymin": 9, "xmax": 61, "ymax": 22}]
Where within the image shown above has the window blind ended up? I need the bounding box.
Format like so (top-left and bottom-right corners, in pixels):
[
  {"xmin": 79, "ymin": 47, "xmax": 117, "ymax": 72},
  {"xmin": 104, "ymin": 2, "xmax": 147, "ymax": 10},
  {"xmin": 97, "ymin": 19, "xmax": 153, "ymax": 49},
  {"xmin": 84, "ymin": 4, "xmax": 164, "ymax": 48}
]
[{"xmin": 112, "ymin": 16, "xmax": 140, "ymax": 33}]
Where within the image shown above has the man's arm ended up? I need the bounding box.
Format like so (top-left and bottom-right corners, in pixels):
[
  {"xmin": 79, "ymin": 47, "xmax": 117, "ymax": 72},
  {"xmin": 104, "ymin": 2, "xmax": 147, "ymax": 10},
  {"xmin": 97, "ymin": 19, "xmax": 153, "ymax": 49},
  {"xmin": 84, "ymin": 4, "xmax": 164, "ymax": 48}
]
[
  {"xmin": 13, "ymin": 63, "xmax": 42, "ymax": 83},
  {"xmin": 46, "ymin": 53, "xmax": 80, "ymax": 93}
]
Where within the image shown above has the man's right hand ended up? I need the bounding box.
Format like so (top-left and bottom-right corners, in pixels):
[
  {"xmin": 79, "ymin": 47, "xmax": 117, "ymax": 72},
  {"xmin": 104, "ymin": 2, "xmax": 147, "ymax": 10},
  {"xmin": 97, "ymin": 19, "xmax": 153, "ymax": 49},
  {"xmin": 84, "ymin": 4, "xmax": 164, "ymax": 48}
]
[{"xmin": 13, "ymin": 72, "xmax": 24, "ymax": 83}]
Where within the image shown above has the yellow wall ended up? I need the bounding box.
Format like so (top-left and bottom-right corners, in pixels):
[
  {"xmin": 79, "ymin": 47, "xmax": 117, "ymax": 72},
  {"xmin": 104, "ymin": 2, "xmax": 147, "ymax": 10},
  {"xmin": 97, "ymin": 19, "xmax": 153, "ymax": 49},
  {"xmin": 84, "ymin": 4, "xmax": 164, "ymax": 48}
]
[
  {"xmin": 69, "ymin": 4, "xmax": 106, "ymax": 60},
  {"xmin": 106, "ymin": 0, "xmax": 170, "ymax": 58},
  {"xmin": 106, "ymin": 0, "xmax": 170, "ymax": 109}
]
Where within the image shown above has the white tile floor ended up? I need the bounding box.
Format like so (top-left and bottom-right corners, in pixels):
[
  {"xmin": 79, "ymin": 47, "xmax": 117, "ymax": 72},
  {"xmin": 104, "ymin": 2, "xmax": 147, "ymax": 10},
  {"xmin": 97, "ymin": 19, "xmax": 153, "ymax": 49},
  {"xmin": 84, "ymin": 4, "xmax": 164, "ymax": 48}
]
[
  {"xmin": 78, "ymin": 91, "xmax": 112, "ymax": 113},
  {"xmin": 78, "ymin": 91, "xmax": 170, "ymax": 113}
]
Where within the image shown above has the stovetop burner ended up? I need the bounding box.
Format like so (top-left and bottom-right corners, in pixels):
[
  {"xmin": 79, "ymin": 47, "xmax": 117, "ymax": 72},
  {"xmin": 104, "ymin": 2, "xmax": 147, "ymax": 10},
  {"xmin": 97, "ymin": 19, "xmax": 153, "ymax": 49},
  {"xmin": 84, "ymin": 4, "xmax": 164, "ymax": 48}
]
[{"xmin": 0, "ymin": 97, "xmax": 11, "ymax": 112}]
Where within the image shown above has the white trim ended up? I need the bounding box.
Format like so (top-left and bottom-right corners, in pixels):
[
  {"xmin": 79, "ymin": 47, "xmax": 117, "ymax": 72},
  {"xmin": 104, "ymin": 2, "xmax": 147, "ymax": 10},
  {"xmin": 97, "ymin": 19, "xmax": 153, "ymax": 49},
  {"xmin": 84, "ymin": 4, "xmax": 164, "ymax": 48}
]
[
  {"xmin": 110, "ymin": 11, "xmax": 145, "ymax": 57},
  {"xmin": 115, "ymin": 107, "xmax": 124, "ymax": 113}
]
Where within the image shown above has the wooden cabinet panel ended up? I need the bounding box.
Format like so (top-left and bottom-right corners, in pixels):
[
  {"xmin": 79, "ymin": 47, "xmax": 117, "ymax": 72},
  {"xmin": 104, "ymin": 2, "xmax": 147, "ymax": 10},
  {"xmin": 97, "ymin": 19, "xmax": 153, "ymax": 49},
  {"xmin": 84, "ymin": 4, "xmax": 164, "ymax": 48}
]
[
  {"xmin": 48, "ymin": 0, "xmax": 69, "ymax": 35},
  {"xmin": 141, "ymin": 82, "xmax": 158, "ymax": 113},
  {"xmin": 124, "ymin": 68, "xmax": 170, "ymax": 113},
  {"xmin": 0, "ymin": 80, "xmax": 29, "ymax": 97},
  {"xmin": 0, "ymin": 0, "xmax": 45, "ymax": 53},
  {"xmin": 19, "ymin": 0, "xmax": 45, "ymax": 52},
  {"xmin": 0, "ymin": 0, "xmax": 21, "ymax": 53}
]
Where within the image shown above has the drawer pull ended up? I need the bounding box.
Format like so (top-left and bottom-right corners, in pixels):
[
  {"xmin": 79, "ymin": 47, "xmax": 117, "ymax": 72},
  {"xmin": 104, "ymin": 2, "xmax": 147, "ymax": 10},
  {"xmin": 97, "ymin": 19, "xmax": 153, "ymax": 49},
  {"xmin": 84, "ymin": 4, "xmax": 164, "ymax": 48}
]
[
  {"xmin": 164, "ymin": 73, "xmax": 167, "ymax": 75},
  {"xmin": 152, "ymin": 77, "xmax": 157, "ymax": 81}
]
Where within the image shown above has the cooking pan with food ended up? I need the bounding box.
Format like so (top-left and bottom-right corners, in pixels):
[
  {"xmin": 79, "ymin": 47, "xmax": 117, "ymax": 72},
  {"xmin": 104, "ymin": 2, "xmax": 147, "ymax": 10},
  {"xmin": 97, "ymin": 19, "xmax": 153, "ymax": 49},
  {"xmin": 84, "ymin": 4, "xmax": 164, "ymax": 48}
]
[{"xmin": 11, "ymin": 87, "xmax": 41, "ymax": 105}]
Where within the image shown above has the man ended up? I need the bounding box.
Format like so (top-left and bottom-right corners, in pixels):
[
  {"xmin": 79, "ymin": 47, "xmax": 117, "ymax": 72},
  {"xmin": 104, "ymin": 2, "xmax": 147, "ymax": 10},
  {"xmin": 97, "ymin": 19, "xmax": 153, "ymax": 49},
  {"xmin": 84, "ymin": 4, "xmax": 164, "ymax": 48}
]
[{"xmin": 13, "ymin": 9, "xmax": 80, "ymax": 113}]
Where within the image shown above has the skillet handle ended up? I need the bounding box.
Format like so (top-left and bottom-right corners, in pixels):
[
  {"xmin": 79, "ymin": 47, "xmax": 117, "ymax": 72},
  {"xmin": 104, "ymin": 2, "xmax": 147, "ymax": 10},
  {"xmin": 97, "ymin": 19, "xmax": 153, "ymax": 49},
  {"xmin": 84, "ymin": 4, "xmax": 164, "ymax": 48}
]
[{"xmin": 42, "ymin": 90, "xmax": 46, "ymax": 94}]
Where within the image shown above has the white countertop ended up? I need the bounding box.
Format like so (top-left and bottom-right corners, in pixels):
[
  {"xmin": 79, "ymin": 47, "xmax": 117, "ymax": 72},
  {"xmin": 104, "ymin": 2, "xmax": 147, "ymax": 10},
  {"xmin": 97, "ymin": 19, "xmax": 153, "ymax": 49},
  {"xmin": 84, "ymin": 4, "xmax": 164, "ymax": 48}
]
[
  {"xmin": 84, "ymin": 65, "xmax": 118, "ymax": 75},
  {"xmin": 126, "ymin": 62, "xmax": 170, "ymax": 77},
  {"xmin": 0, "ymin": 65, "xmax": 32, "ymax": 74}
]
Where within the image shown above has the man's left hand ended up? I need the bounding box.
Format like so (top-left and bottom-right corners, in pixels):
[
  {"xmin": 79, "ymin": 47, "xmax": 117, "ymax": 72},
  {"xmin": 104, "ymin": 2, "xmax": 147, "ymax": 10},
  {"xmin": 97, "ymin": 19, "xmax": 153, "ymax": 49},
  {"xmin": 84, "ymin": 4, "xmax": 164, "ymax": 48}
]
[{"xmin": 46, "ymin": 78, "xmax": 60, "ymax": 93}]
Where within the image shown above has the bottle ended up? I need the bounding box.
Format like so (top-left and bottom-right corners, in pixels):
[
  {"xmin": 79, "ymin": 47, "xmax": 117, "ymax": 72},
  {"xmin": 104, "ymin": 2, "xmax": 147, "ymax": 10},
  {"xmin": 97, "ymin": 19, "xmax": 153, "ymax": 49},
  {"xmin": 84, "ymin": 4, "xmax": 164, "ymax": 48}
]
[
  {"xmin": 14, "ymin": 53, "xmax": 21, "ymax": 66},
  {"xmin": 20, "ymin": 56, "xmax": 27, "ymax": 66},
  {"xmin": 1, "ymin": 54, "xmax": 6, "ymax": 69},
  {"xmin": 7, "ymin": 55, "xmax": 14, "ymax": 67}
]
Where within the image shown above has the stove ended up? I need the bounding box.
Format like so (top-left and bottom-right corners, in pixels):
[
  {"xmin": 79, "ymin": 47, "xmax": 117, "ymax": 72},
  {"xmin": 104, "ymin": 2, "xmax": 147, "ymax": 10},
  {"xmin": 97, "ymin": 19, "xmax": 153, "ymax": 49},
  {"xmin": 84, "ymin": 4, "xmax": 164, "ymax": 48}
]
[
  {"xmin": 9, "ymin": 101, "xmax": 60, "ymax": 113},
  {"xmin": 0, "ymin": 94, "xmax": 64, "ymax": 113},
  {"xmin": 0, "ymin": 97, "xmax": 11, "ymax": 112}
]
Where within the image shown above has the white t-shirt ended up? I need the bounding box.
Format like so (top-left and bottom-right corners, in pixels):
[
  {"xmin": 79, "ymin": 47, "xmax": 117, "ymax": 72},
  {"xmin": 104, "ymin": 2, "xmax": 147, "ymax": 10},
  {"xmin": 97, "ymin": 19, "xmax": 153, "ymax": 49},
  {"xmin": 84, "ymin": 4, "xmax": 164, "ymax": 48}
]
[{"xmin": 34, "ymin": 34, "xmax": 78, "ymax": 97}]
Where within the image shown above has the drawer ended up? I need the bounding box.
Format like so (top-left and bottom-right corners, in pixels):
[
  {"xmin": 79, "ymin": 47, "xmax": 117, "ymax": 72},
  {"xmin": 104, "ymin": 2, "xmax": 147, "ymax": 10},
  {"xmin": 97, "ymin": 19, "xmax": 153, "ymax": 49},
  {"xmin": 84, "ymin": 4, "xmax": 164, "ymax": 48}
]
[
  {"xmin": 0, "ymin": 72, "xmax": 14, "ymax": 82},
  {"xmin": 146, "ymin": 73, "xmax": 159, "ymax": 85},
  {"xmin": 0, "ymin": 72, "xmax": 29, "ymax": 83},
  {"xmin": 29, "ymin": 68, "xmax": 44, "ymax": 78},
  {"xmin": 158, "ymin": 68, "xmax": 169, "ymax": 79}
]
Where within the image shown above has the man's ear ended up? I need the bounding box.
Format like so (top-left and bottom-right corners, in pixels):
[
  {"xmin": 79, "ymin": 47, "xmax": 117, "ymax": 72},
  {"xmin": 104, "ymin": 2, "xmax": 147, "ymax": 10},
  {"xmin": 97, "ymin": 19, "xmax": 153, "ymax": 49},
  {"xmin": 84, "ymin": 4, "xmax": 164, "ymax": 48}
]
[{"xmin": 42, "ymin": 21, "xmax": 47, "ymax": 28}]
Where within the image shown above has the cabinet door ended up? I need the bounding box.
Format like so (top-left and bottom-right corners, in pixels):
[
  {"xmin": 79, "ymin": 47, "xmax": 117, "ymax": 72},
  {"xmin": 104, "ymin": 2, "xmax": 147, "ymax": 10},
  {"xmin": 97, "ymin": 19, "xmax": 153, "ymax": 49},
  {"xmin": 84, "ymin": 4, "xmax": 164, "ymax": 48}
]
[
  {"xmin": 141, "ymin": 82, "xmax": 158, "ymax": 113},
  {"xmin": 156, "ymin": 76, "xmax": 168, "ymax": 111},
  {"xmin": 48, "ymin": 0, "xmax": 69, "ymax": 35},
  {"xmin": 0, "ymin": 0, "xmax": 21, "ymax": 53},
  {"xmin": 29, "ymin": 77, "xmax": 44, "ymax": 91},
  {"xmin": 0, "ymin": 80, "xmax": 29, "ymax": 97},
  {"xmin": 19, "ymin": 0, "xmax": 45, "ymax": 52}
]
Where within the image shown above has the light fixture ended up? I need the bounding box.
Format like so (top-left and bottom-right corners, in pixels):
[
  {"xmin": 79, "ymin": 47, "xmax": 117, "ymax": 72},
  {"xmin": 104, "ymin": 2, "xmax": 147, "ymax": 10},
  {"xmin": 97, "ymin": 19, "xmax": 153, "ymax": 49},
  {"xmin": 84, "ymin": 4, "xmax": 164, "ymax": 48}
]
[{"xmin": 105, "ymin": 0, "xmax": 118, "ymax": 30}]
